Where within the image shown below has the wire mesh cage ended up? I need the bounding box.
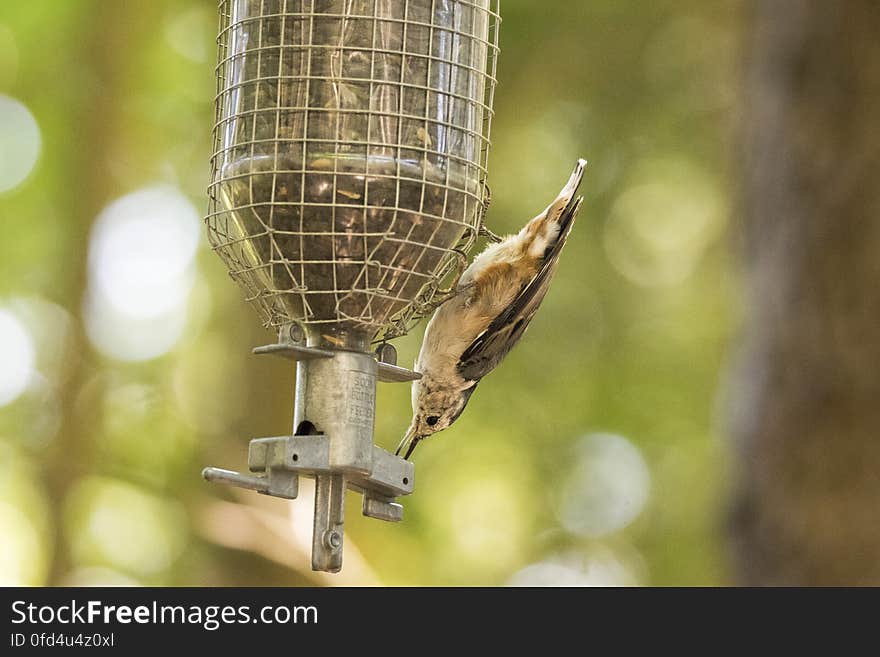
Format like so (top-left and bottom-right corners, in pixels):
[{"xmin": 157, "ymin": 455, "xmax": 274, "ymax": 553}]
[{"xmin": 207, "ymin": 0, "xmax": 501, "ymax": 347}]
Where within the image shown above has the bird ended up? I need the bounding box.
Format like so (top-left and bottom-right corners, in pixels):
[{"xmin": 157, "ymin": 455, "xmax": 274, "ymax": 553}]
[{"xmin": 396, "ymin": 159, "xmax": 587, "ymax": 460}]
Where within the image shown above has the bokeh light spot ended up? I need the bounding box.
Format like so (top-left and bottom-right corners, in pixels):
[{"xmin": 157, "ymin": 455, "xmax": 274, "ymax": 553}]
[
  {"xmin": 85, "ymin": 186, "xmax": 200, "ymax": 361},
  {"xmin": 0, "ymin": 95, "xmax": 41, "ymax": 193},
  {"xmin": 89, "ymin": 186, "xmax": 200, "ymax": 319},
  {"xmin": 559, "ymin": 433, "xmax": 651, "ymax": 538},
  {"xmin": 509, "ymin": 547, "xmax": 643, "ymax": 587},
  {"xmin": 84, "ymin": 290, "xmax": 189, "ymax": 362},
  {"xmin": 604, "ymin": 157, "xmax": 725, "ymax": 287},
  {"xmin": 165, "ymin": 6, "xmax": 214, "ymax": 63},
  {"xmin": 0, "ymin": 501, "xmax": 43, "ymax": 585},
  {"xmin": 0, "ymin": 308, "xmax": 36, "ymax": 407},
  {"xmin": 67, "ymin": 477, "xmax": 187, "ymax": 577}
]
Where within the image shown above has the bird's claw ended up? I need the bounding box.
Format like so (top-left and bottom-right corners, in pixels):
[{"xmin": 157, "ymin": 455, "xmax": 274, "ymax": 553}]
[
  {"xmin": 479, "ymin": 223, "xmax": 503, "ymax": 244},
  {"xmin": 435, "ymin": 248, "xmax": 470, "ymax": 298}
]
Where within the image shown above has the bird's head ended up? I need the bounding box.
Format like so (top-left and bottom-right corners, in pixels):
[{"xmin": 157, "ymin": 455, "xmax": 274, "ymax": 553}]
[{"xmin": 397, "ymin": 381, "xmax": 478, "ymax": 459}]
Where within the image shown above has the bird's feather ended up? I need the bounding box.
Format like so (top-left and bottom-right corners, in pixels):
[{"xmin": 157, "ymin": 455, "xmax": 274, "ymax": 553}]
[{"xmin": 457, "ymin": 194, "xmax": 583, "ymax": 382}]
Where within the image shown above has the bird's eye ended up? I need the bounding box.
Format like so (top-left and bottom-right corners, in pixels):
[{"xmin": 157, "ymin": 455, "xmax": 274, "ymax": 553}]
[{"xmin": 426, "ymin": 415, "xmax": 440, "ymax": 427}]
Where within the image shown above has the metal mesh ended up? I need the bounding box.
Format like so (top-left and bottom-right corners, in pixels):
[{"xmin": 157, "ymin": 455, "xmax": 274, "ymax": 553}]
[{"xmin": 207, "ymin": 0, "xmax": 500, "ymax": 343}]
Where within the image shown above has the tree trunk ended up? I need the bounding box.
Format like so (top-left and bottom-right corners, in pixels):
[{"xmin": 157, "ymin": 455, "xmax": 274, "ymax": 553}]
[{"xmin": 729, "ymin": 0, "xmax": 880, "ymax": 585}]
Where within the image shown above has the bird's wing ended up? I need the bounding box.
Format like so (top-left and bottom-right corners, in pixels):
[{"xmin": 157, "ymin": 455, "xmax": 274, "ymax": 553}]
[{"xmin": 457, "ymin": 194, "xmax": 583, "ymax": 382}]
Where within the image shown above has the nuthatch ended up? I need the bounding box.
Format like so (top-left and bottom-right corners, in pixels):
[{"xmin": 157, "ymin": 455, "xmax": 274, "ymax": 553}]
[{"xmin": 396, "ymin": 159, "xmax": 587, "ymax": 459}]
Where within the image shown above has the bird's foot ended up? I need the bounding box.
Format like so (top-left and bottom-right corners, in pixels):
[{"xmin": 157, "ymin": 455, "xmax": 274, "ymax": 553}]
[
  {"xmin": 435, "ymin": 249, "xmax": 470, "ymax": 298},
  {"xmin": 480, "ymin": 223, "xmax": 503, "ymax": 244}
]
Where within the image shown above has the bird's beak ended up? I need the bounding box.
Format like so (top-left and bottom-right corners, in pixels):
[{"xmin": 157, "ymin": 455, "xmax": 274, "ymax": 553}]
[{"xmin": 395, "ymin": 423, "xmax": 420, "ymax": 459}]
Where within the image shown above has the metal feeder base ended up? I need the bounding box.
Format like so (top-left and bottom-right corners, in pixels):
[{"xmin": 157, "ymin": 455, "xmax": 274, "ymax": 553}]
[{"xmin": 203, "ymin": 337, "xmax": 418, "ymax": 573}]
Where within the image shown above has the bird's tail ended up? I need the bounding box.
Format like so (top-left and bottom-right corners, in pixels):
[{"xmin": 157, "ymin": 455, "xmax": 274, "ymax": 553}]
[
  {"xmin": 520, "ymin": 159, "xmax": 587, "ymax": 255},
  {"xmin": 544, "ymin": 158, "xmax": 587, "ymax": 228}
]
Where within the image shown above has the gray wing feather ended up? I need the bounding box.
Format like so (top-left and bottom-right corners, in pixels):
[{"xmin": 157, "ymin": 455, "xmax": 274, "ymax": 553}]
[{"xmin": 457, "ymin": 196, "xmax": 583, "ymax": 382}]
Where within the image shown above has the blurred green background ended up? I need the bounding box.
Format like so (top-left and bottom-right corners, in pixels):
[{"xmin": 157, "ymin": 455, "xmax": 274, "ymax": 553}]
[{"xmin": 0, "ymin": 0, "xmax": 741, "ymax": 586}]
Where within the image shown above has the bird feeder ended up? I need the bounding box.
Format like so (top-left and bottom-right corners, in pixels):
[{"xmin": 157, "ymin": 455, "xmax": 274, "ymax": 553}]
[{"xmin": 202, "ymin": 0, "xmax": 500, "ymax": 573}]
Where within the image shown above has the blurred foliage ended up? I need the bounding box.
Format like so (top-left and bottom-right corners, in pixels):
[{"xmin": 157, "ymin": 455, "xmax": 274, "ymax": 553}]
[{"xmin": 0, "ymin": 0, "xmax": 741, "ymax": 586}]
